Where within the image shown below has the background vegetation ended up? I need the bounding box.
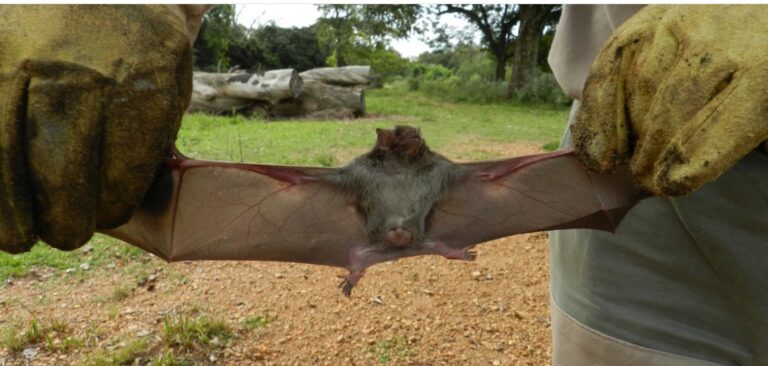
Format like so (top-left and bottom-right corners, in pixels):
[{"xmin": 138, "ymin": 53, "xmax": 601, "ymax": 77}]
[{"xmin": 193, "ymin": 4, "xmax": 569, "ymax": 106}]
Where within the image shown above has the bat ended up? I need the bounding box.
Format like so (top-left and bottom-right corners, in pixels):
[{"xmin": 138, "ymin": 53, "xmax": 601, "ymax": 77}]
[{"xmin": 103, "ymin": 126, "xmax": 645, "ymax": 296}]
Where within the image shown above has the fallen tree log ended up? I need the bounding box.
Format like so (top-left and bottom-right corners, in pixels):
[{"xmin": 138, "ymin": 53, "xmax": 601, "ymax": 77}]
[
  {"xmin": 270, "ymin": 82, "xmax": 365, "ymax": 119},
  {"xmin": 188, "ymin": 66, "xmax": 370, "ymax": 118},
  {"xmin": 189, "ymin": 69, "xmax": 301, "ymax": 114},
  {"xmin": 299, "ymin": 65, "xmax": 372, "ymax": 87}
]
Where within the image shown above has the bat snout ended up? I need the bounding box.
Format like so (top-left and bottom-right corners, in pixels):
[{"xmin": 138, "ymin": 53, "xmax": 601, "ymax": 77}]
[{"xmin": 385, "ymin": 227, "xmax": 412, "ymax": 247}]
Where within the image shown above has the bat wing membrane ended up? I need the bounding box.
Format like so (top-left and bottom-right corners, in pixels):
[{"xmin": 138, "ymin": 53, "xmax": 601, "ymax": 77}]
[
  {"xmin": 104, "ymin": 159, "xmax": 367, "ymax": 268},
  {"xmin": 426, "ymin": 150, "xmax": 642, "ymax": 249}
]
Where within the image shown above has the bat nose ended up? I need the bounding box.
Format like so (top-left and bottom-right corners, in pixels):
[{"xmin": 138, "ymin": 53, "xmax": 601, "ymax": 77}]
[{"xmin": 385, "ymin": 228, "xmax": 412, "ymax": 246}]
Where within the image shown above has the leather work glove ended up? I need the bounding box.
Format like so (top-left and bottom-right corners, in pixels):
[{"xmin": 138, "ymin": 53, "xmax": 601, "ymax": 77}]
[
  {"xmin": 0, "ymin": 6, "xmax": 195, "ymax": 253},
  {"xmin": 572, "ymin": 5, "xmax": 768, "ymax": 196}
]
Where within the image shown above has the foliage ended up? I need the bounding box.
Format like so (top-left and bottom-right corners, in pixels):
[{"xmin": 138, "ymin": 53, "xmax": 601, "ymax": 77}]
[
  {"xmin": 316, "ymin": 5, "xmax": 420, "ymax": 68},
  {"xmin": 429, "ymin": 4, "xmax": 560, "ymax": 90},
  {"xmin": 433, "ymin": 4, "xmax": 519, "ymax": 81},
  {"xmin": 509, "ymin": 69, "xmax": 570, "ymax": 106},
  {"xmin": 230, "ymin": 24, "xmax": 330, "ymax": 71},
  {"xmin": 194, "ymin": 5, "xmax": 236, "ymax": 71}
]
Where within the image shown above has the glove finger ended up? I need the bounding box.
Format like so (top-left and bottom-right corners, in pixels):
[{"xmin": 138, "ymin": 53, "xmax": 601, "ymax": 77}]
[
  {"xmin": 631, "ymin": 54, "xmax": 740, "ymax": 192},
  {"xmin": 572, "ymin": 31, "xmax": 643, "ymax": 172},
  {"xmin": 25, "ymin": 61, "xmax": 113, "ymax": 250},
  {"xmin": 97, "ymin": 43, "xmax": 192, "ymax": 229},
  {"xmin": 0, "ymin": 72, "xmax": 37, "ymax": 253},
  {"xmin": 652, "ymin": 67, "xmax": 768, "ymax": 195},
  {"xmin": 571, "ymin": 5, "xmax": 671, "ymax": 173}
]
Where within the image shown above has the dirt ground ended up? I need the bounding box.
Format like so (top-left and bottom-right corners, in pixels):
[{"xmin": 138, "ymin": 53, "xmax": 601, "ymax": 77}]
[{"xmin": 0, "ymin": 144, "xmax": 553, "ymax": 366}]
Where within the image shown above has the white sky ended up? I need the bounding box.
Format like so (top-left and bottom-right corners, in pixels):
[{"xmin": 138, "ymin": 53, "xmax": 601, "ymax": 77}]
[{"xmin": 234, "ymin": 4, "xmax": 471, "ymax": 58}]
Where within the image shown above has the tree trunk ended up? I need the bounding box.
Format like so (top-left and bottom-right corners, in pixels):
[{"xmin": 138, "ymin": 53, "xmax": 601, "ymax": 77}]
[
  {"xmin": 300, "ymin": 66, "xmax": 372, "ymax": 87},
  {"xmin": 190, "ymin": 69, "xmax": 302, "ymax": 114},
  {"xmin": 509, "ymin": 5, "xmax": 554, "ymax": 94},
  {"xmin": 493, "ymin": 50, "xmax": 508, "ymax": 82},
  {"xmin": 270, "ymin": 81, "xmax": 365, "ymax": 119}
]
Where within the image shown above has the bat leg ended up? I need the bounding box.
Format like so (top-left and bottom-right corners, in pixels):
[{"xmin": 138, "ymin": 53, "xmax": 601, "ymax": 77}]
[
  {"xmin": 338, "ymin": 270, "xmax": 365, "ymax": 297},
  {"xmin": 429, "ymin": 241, "xmax": 477, "ymax": 261}
]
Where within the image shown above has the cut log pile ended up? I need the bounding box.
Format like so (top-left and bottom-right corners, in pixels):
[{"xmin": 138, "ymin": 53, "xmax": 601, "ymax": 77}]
[{"xmin": 189, "ymin": 66, "xmax": 371, "ymax": 120}]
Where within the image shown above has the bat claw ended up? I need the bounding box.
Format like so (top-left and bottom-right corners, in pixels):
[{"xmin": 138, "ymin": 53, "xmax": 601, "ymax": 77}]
[
  {"xmin": 339, "ymin": 279, "xmax": 354, "ymax": 297},
  {"xmin": 338, "ymin": 270, "xmax": 365, "ymax": 297},
  {"xmin": 463, "ymin": 249, "xmax": 478, "ymax": 261}
]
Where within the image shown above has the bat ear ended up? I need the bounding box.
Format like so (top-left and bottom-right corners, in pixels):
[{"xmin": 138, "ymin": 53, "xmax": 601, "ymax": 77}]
[{"xmin": 376, "ymin": 128, "xmax": 395, "ymax": 148}]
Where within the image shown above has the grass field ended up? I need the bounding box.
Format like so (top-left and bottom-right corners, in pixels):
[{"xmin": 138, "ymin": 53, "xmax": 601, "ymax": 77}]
[{"xmin": 0, "ymin": 88, "xmax": 569, "ymax": 284}]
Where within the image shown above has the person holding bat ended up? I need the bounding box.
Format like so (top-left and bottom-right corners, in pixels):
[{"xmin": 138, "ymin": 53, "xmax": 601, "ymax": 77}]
[
  {"xmin": 0, "ymin": 4, "xmax": 765, "ymax": 366},
  {"xmin": 548, "ymin": 5, "xmax": 768, "ymax": 366}
]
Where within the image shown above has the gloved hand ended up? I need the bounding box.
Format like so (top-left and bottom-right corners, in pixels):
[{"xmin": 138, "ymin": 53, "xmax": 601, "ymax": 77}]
[
  {"xmin": 0, "ymin": 5, "xmax": 193, "ymax": 252},
  {"xmin": 571, "ymin": 5, "xmax": 768, "ymax": 195}
]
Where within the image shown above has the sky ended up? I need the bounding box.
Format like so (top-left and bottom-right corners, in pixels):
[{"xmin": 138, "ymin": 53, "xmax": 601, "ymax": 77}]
[{"xmin": 233, "ymin": 4, "xmax": 471, "ymax": 58}]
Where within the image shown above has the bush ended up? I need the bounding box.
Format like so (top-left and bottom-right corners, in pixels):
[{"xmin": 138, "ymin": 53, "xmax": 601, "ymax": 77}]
[{"xmin": 510, "ymin": 71, "xmax": 571, "ymax": 106}]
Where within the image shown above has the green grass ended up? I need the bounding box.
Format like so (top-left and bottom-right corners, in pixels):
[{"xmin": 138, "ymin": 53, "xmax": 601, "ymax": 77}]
[
  {"xmin": 0, "ymin": 234, "xmax": 145, "ymax": 283},
  {"xmin": 176, "ymin": 88, "xmax": 569, "ymax": 165},
  {"xmin": 81, "ymin": 337, "xmax": 148, "ymax": 366},
  {"xmin": 0, "ymin": 89, "xmax": 568, "ymax": 282},
  {"xmin": 243, "ymin": 314, "xmax": 274, "ymax": 330},
  {"xmin": 366, "ymin": 336, "xmax": 414, "ymax": 364},
  {"xmin": 1, "ymin": 319, "xmax": 84, "ymax": 354},
  {"xmin": 161, "ymin": 314, "xmax": 232, "ymax": 351}
]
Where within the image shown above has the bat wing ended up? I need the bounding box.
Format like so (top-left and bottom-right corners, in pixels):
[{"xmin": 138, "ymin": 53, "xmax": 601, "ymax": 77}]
[
  {"xmin": 102, "ymin": 158, "xmax": 368, "ymax": 268},
  {"xmin": 426, "ymin": 149, "xmax": 645, "ymax": 249}
]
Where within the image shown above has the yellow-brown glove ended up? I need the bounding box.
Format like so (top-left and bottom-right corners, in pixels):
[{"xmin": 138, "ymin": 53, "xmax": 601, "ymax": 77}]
[
  {"xmin": 0, "ymin": 5, "xmax": 193, "ymax": 252},
  {"xmin": 572, "ymin": 5, "xmax": 768, "ymax": 196}
]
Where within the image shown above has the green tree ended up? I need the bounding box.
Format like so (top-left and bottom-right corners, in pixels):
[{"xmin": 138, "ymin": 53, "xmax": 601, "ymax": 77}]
[
  {"xmin": 193, "ymin": 5, "xmax": 236, "ymax": 71},
  {"xmin": 230, "ymin": 24, "xmax": 330, "ymax": 71},
  {"xmin": 434, "ymin": 4, "xmax": 560, "ymax": 89},
  {"xmin": 316, "ymin": 5, "xmax": 421, "ymax": 67}
]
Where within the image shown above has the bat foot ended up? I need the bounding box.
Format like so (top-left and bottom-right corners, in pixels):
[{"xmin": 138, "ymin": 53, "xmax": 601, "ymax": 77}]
[
  {"xmin": 462, "ymin": 249, "xmax": 478, "ymax": 261},
  {"xmin": 338, "ymin": 270, "xmax": 365, "ymax": 297},
  {"xmin": 444, "ymin": 248, "xmax": 476, "ymax": 261}
]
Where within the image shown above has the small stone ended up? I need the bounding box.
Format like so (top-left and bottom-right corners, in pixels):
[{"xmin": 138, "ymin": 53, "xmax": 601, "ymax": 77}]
[
  {"xmin": 492, "ymin": 361, "xmax": 501, "ymax": 366},
  {"xmin": 65, "ymin": 268, "xmax": 76, "ymax": 274},
  {"xmin": 79, "ymin": 263, "xmax": 90, "ymax": 271},
  {"xmin": 275, "ymin": 273, "xmax": 284, "ymax": 279},
  {"xmin": 80, "ymin": 245, "xmax": 93, "ymax": 254},
  {"xmin": 371, "ymin": 296, "xmax": 384, "ymax": 305},
  {"xmin": 22, "ymin": 346, "xmax": 38, "ymax": 360},
  {"xmin": 471, "ymin": 271, "xmax": 482, "ymax": 280}
]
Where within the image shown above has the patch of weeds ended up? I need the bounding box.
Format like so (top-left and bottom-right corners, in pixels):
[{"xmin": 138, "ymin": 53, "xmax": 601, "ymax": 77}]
[
  {"xmin": 0, "ymin": 234, "xmax": 147, "ymax": 284},
  {"xmin": 243, "ymin": 314, "xmax": 275, "ymax": 330},
  {"xmin": 161, "ymin": 314, "xmax": 232, "ymax": 352},
  {"xmin": 81, "ymin": 337, "xmax": 148, "ymax": 366},
  {"xmin": 366, "ymin": 336, "xmax": 414, "ymax": 364},
  {"xmin": 110, "ymin": 286, "xmax": 133, "ymax": 302},
  {"xmin": 106, "ymin": 305, "xmax": 120, "ymax": 320},
  {"xmin": 152, "ymin": 350, "xmax": 194, "ymax": 366},
  {"xmin": 1, "ymin": 319, "xmax": 82, "ymax": 353},
  {"xmin": 542, "ymin": 140, "xmax": 561, "ymax": 152}
]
